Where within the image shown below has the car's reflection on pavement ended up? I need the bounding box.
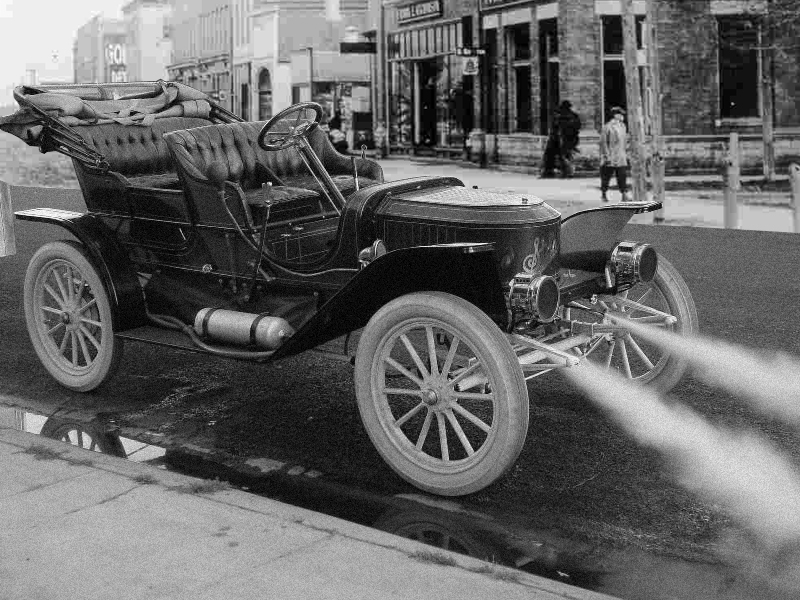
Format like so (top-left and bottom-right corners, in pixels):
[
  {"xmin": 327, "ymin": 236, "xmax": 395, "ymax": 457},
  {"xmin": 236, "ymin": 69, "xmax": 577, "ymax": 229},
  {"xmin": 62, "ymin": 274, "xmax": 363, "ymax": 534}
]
[
  {"xmin": 1, "ymin": 406, "xmax": 166, "ymax": 463},
  {"xmin": 0, "ymin": 403, "xmax": 604, "ymax": 591}
]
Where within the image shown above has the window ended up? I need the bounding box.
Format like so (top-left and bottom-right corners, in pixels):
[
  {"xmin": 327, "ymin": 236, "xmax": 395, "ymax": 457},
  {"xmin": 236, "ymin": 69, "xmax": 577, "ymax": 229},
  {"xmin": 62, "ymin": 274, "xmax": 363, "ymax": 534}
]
[
  {"xmin": 510, "ymin": 23, "xmax": 530, "ymax": 61},
  {"xmin": 718, "ymin": 16, "xmax": 759, "ymax": 119},
  {"xmin": 602, "ymin": 15, "xmax": 644, "ymax": 55},
  {"xmin": 601, "ymin": 15, "xmax": 645, "ymax": 120},
  {"xmin": 539, "ymin": 18, "xmax": 558, "ymax": 133},
  {"xmin": 507, "ymin": 23, "xmax": 531, "ymax": 132}
]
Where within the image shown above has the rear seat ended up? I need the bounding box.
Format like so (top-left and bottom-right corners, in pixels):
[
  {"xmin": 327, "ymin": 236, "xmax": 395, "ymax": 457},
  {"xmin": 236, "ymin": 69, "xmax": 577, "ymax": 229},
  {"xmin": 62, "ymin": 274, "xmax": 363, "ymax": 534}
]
[
  {"xmin": 162, "ymin": 121, "xmax": 384, "ymax": 201},
  {"xmin": 72, "ymin": 116, "xmax": 214, "ymax": 189}
]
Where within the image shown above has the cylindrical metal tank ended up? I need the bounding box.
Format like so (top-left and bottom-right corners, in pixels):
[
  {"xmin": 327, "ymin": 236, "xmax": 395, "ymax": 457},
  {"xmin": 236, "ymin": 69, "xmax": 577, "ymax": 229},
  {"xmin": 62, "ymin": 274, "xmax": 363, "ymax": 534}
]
[{"xmin": 194, "ymin": 308, "xmax": 295, "ymax": 350}]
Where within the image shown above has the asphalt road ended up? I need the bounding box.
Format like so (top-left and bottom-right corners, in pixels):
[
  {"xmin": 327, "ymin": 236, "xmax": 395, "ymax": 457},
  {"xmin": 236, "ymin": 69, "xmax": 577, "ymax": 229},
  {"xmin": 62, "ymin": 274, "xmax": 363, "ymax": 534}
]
[{"xmin": 2, "ymin": 185, "xmax": 800, "ymax": 600}]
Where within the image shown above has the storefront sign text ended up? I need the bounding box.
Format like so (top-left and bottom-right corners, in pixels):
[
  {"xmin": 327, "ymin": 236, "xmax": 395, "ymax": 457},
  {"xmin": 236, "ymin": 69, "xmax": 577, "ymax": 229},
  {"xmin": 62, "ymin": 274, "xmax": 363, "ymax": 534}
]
[
  {"xmin": 397, "ymin": 0, "xmax": 442, "ymax": 24},
  {"xmin": 479, "ymin": 0, "xmax": 529, "ymax": 10}
]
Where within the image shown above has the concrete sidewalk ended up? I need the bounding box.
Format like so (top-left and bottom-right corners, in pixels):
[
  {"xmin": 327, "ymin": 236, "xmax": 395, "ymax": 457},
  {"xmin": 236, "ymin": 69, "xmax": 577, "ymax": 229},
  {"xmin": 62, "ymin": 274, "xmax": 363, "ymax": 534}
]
[
  {"xmin": 0, "ymin": 426, "xmax": 615, "ymax": 600},
  {"xmin": 378, "ymin": 157, "xmax": 798, "ymax": 233}
]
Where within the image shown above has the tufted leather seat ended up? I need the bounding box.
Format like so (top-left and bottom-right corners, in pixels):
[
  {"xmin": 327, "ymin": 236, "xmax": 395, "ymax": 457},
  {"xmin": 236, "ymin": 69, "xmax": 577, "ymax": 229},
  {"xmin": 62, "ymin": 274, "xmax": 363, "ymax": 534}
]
[
  {"xmin": 163, "ymin": 121, "xmax": 384, "ymax": 195},
  {"xmin": 72, "ymin": 117, "xmax": 213, "ymax": 188}
]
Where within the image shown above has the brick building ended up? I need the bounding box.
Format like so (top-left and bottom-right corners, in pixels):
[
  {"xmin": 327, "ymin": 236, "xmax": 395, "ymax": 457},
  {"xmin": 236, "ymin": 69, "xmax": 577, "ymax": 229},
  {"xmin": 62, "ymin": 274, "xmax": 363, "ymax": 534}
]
[{"xmin": 383, "ymin": 0, "xmax": 800, "ymax": 172}]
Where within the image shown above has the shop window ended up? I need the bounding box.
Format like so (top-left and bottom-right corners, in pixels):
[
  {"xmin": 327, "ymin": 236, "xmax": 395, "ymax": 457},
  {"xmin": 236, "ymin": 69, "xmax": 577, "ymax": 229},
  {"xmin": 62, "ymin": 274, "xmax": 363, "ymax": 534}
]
[
  {"xmin": 718, "ymin": 16, "xmax": 759, "ymax": 119},
  {"xmin": 388, "ymin": 22, "xmax": 468, "ymax": 149}
]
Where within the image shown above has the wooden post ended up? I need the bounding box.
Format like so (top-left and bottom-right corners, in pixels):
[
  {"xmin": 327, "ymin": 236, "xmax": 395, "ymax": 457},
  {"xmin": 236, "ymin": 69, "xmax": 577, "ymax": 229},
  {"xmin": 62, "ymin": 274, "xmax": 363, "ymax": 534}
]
[
  {"xmin": 621, "ymin": 0, "xmax": 646, "ymax": 203},
  {"xmin": 724, "ymin": 132, "xmax": 741, "ymax": 229},
  {"xmin": 646, "ymin": 0, "xmax": 665, "ymax": 221},
  {"xmin": 790, "ymin": 163, "xmax": 800, "ymax": 234},
  {"xmin": 0, "ymin": 180, "xmax": 16, "ymax": 258},
  {"xmin": 759, "ymin": 27, "xmax": 776, "ymax": 181}
]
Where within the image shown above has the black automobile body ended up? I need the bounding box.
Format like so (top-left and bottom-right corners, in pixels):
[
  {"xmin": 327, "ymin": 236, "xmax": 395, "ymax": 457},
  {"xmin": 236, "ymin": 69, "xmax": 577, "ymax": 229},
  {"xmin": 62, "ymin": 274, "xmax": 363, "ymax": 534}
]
[{"xmin": 0, "ymin": 81, "xmax": 698, "ymax": 496}]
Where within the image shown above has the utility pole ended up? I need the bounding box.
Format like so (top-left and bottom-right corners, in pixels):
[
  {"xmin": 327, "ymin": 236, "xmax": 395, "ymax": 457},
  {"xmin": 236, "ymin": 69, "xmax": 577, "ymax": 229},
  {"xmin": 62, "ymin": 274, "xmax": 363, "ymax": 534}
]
[
  {"xmin": 230, "ymin": 1, "xmax": 236, "ymax": 115},
  {"xmin": 646, "ymin": 0, "xmax": 665, "ymax": 218},
  {"xmin": 478, "ymin": 9, "xmax": 488, "ymax": 168},
  {"xmin": 759, "ymin": 14, "xmax": 776, "ymax": 181},
  {"xmin": 621, "ymin": 0, "xmax": 647, "ymax": 203}
]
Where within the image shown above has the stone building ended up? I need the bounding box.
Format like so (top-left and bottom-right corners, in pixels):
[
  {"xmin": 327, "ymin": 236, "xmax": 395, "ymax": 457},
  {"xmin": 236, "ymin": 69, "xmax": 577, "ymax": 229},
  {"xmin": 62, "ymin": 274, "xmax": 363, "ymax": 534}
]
[{"xmin": 382, "ymin": 0, "xmax": 800, "ymax": 172}]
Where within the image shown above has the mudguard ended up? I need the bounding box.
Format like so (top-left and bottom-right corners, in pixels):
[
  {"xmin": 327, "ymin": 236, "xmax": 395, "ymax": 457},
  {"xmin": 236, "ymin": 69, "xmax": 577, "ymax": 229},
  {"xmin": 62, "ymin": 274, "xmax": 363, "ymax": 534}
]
[
  {"xmin": 559, "ymin": 201, "xmax": 661, "ymax": 273},
  {"xmin": 15, "ymin": 208, "xmax": 147, "ymax": 331},
  {"xmin": 272, "ymin": 243, "xmax": 506, "ymax": 359}
]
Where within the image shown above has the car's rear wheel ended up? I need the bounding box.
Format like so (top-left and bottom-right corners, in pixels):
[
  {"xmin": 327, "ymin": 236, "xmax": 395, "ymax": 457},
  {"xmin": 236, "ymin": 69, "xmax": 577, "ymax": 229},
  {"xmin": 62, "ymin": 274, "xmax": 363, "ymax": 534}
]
[
  {"xmin": 568, "ymin": 255, "xmax": 698, "ymax": 393},
  {"xmin": 24, "ymin": 241, "xmax": 123, "ymax": 392},
  {"xmin": 354, "ymin": 292, "xmax": 529, "ymax": 496}
]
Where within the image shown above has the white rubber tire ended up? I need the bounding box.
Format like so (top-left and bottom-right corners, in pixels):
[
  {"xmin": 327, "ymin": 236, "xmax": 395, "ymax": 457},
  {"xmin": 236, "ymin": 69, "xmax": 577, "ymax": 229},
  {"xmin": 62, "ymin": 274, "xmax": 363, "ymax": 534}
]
[
  {"xmin": 24, "ymin": 241, "xmax": 123, "ymax": 392},
  {"xmin": 355, "ymin": 292, "xmax": 529, "ymax": 496}
]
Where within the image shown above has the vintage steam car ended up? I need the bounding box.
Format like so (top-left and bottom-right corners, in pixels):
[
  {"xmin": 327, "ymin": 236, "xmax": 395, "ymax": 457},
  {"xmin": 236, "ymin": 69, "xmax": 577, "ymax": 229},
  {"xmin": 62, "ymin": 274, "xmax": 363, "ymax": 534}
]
[{"xmin": 0, "ymin": 81, "xmax": 697, "ymax": 496}]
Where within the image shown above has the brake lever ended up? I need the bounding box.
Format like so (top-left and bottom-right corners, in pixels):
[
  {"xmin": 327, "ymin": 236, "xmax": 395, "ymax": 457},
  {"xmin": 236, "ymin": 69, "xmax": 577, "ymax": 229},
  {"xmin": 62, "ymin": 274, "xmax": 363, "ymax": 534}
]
[{"xmin": 351, "ymin": 156, "xmax": 360, "ymax": 191}]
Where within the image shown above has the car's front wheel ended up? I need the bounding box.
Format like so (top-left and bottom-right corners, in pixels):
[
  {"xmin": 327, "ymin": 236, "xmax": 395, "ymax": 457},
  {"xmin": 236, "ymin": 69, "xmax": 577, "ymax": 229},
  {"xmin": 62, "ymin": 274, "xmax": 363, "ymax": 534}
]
[
  {"xmin": 354, "ymin": 292, "xmax": 529, "ymax": 496},
  {"xmin": 24, "ymin": 241, "xmax": 123, "ymax": 392}
]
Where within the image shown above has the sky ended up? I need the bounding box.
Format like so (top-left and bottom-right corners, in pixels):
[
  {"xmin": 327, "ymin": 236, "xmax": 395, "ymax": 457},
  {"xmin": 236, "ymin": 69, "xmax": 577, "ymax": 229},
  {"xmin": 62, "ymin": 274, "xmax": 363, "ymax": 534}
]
[{"xmin": 0, "ymin": 0, "xmax": 124, "ymax": 105}]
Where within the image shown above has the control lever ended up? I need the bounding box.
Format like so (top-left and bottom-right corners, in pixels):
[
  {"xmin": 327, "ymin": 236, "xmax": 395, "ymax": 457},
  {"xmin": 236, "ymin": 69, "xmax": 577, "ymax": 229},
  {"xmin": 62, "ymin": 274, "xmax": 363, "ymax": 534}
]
[{"xmin": 351, "ymin": 156, "xmax": 360, "ymax": 191}]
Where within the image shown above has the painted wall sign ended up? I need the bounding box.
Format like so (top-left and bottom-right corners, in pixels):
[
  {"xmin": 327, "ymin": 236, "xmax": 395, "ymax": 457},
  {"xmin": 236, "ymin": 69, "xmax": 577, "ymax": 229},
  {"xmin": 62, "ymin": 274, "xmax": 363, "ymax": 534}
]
[
  {"xmin": 479, "ymin": 0, "xmax": 531, "ymax": 10},
  {"xmin": 397, "ymin": 0, "xmax": 442, "ymax": 24}
]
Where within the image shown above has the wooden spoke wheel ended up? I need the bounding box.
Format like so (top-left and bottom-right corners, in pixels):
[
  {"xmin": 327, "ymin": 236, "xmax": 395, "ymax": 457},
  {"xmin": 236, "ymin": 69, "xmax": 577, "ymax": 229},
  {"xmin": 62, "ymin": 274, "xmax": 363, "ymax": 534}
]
[
  {"xmin": 355, "ymin": 292, "xmax": 529, "ymax": 496},
  {"xmin": 24, "ymin": 241, "xmax": 123, "ymax": 392}
]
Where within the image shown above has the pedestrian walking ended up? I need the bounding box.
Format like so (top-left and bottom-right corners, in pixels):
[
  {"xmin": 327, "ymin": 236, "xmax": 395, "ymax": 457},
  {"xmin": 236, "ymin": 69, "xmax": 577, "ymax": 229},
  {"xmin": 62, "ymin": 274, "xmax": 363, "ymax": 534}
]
[
  {"xmin": 555, "ymin": 100, "xmax": 581, "ymax": 178},
  {"xmin": 540, "ymin": 120, "xmax": 560, "ymax": 178},
  {"xmin": 599, "ymin": 106, "xmax": 629, "ymax": 202}
]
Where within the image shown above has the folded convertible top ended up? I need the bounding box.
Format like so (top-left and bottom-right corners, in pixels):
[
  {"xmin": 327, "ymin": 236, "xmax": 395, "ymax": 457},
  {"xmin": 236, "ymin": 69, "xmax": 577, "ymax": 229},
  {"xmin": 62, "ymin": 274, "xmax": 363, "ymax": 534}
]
[{"xmin": 0, "ymin": 80, "xmax": 239, "ymax": 171}]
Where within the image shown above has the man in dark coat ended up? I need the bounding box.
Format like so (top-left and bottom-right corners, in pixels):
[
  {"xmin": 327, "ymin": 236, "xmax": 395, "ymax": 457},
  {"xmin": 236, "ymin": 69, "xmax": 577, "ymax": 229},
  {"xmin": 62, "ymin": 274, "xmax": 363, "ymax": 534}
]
[{"xmin": 555, "ymin": 100, "xmax": 581, "ymax": 178}]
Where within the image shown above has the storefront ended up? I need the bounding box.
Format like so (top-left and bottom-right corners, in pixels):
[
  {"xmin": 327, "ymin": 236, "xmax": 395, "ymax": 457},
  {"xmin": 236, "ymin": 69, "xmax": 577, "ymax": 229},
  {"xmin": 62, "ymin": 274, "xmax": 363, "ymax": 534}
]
[
  {"xmin": 290, "ymin": 50, "xmax": 374, "ymax": 150},
  {"xmin": 387, "ymin": 1, "xmax": 474, "ymax": 154}
]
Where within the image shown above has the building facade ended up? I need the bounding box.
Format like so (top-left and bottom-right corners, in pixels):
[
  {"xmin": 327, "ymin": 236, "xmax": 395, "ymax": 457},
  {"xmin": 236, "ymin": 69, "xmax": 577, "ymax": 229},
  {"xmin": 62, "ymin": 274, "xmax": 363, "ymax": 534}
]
[
  {"xmin": 73, "ymin": 16, "xmax": 129, "ymax": 84},
  {"xmin": 168, "ymin": 0, "xmax": 235, "ymax": 109},
  {"xmin": 167, "ymin": 0, "xmax": 373, "ymax": 149},
  {"xmin": 122, "ymin": 0, "xmax": 174, "ymax": 81},
  {"xmin": 383, "ymin": 0, "xmax": 800, "ymax": 171}
]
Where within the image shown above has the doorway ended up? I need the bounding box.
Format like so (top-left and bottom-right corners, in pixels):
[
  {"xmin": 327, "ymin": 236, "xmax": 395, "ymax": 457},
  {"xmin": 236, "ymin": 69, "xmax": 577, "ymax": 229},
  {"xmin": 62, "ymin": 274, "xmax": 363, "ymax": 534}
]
[
  {"xmin": 539, "ymin": 18, "xmax": 559, "ymax": 134},
  {"xmin": 415, "ymin": 59, "xmax": 437, "ymax": 147}
]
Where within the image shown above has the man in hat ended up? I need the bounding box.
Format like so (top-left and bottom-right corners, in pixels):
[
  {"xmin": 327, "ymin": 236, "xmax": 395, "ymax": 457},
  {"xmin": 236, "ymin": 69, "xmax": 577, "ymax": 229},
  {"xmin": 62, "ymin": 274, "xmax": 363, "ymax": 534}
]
[
  {"xmin": 555, "ymin": 100, "xmax": 581, "ymax": 178},
  {"xmin": 599, "ymin": 106, "xmax": 629, "ymax": 202}
]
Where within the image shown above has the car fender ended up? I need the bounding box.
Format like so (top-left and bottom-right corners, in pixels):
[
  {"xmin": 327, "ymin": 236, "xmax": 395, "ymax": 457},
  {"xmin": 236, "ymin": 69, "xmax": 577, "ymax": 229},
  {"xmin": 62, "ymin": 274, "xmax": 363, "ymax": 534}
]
[
  {"xmin": 272, "ymin": 243, "xmax": 507, "ymax": 360},
  {"xmin": 559, "ymin": 201, "xmax": 661, "ymax": 272},
  {"xmin": 15, "ymin": 208, "xmax": 147, "ymax": 331}
]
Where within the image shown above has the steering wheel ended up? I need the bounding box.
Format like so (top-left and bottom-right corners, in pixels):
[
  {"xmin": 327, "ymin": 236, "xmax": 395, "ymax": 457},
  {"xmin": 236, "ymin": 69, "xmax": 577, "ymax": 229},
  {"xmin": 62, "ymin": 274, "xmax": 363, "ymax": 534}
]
[{"xmin": 257, "ymin": 102, "xmax": 323, "ymax": 151}]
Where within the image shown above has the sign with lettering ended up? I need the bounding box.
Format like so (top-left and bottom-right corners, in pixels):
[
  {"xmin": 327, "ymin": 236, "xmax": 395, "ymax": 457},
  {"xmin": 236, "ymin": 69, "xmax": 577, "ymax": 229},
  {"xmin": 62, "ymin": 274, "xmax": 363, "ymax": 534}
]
[
  {"xmin": 479, "ymin": 0, "xmax": 530, "ymax": 10},
  {"xmin": 462, "ymin": 56, "xmax": 479, "ymax": 76},
  {"xmin": 105, "ymin": 43, "xmax": 126, "ymax": 66},
  {"xmin": 109, "ymin": 69, "xmax": 128, "ymax": 83},
  {"xmin": 397, "ymin": 0, "xmax": 442, "ymax": 24}
]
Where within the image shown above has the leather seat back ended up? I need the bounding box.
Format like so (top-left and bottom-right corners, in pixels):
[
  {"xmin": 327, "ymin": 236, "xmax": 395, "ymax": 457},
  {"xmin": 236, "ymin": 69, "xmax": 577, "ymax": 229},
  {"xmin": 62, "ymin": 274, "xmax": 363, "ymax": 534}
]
[
  {"xmin": 73, "ymin": 117, "xmax": 212, "ymax": 176},
  {"xmin": 164, "ymin": 121, "xmax": 383, "ymax": 188}
]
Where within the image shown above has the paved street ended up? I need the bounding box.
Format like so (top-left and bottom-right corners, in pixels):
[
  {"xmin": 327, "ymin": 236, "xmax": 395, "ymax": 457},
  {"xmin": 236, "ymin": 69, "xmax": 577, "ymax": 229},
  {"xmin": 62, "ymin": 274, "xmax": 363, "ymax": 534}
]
[{"xmin": 1, "ymin": 176, "xmax": 799, "ymax": 599}]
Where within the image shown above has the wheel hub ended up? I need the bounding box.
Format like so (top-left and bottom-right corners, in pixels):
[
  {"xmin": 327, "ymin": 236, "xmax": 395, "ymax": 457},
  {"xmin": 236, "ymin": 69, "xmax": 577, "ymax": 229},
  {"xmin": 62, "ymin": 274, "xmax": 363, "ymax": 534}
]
[{"xmin": 423, "ymin": 389, "xmax": 439, "ymax": 406}]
